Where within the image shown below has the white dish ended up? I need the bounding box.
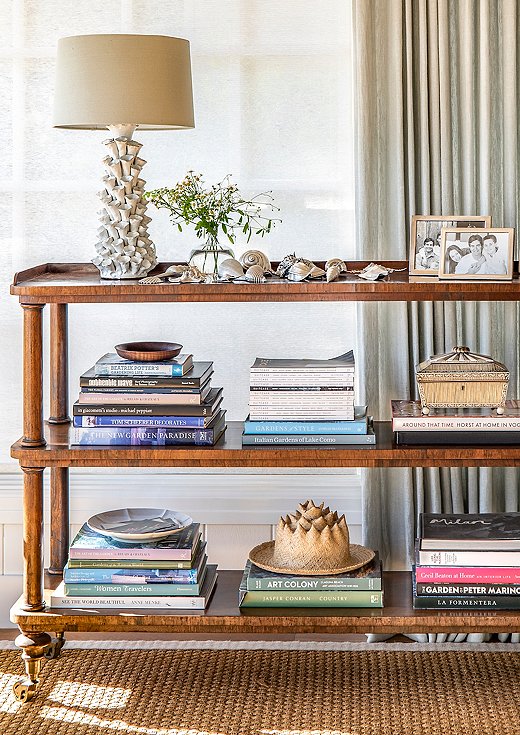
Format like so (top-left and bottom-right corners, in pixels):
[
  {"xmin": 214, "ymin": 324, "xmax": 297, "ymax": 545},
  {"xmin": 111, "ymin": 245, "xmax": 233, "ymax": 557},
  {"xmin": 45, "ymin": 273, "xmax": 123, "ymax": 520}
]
[{"xmin": 86, "ymin": 508, "xmax": 193, "ymax": 542}]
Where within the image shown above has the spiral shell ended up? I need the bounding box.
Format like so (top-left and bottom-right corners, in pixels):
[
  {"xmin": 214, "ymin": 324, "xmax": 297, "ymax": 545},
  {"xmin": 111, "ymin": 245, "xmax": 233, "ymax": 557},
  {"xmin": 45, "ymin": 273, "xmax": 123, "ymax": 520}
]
[
  {"xmin": 326, "ymin": 264, "xmax": 341, "ymax": 282},
  {"xmin": 244, "ymin": 264, "xmax": 267, "ymax": 283},
  {"xmin": 239, "ymin": 249, "xmax": 271, "ymax": 272},
  {"xmin": 276, "ymin": 253, "xmax": 297, "ymax": 277},
  {"xmin": 308, "ymin": 265, "xmax": 326, "ymax": 279},
  {"xmin": 286, "ymin": 261, "xmax": 314, "ymax": 281}
]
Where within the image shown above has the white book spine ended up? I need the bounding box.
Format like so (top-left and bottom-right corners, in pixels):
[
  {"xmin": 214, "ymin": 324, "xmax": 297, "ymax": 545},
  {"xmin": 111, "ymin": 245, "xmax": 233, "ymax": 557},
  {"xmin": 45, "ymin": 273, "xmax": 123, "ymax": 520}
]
[
  {"xmin": 50, "ymin": 594, "xmax": 207, "ymax": 609},
  {"xmin": 418, "ymin": 549, "xmax": 520, "ymax": 566}
]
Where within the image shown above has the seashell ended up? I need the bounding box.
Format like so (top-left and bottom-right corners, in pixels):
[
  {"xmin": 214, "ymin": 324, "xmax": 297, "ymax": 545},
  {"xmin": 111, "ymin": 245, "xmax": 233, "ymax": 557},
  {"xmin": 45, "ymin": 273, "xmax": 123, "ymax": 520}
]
[
  {"xmin": 286, "ymin": 261, "xmax": 314, "ymax": 282},
  {"xmin": 308, "ymin": 265, "xmax": 326, "ymax": 279},
  {"xmin": 326, "ymin": 264, "xmax": 342, "ymax": 282},
  {"xmin": 244, "ymin": 264, "xmax": 267, "ymax": 283},
  {"xmin": 239, "ymin": 249, "xmax": 271, "ymax": 272},
  {"xmin": 217, "ymin": 258, "xmax": 244, "ymax": 280},
  {"xmin": 276, "ymin": 253, "xmax": 297, "ymax": 277},
  {"xmin": 203, "ymin": 273, "xmax": 217, "ymax": 284},
  {"xmin": 325, "ymin": 258, "xmax": 347, "ymax": 272}
]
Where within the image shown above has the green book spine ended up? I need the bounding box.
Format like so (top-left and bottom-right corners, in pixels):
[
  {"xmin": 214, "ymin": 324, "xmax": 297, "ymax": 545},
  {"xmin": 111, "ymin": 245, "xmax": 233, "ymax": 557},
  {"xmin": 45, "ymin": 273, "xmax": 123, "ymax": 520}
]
[
  {"xmin": 239, "ymin": 589, "xmax": 384, "ymax": 608},
  {"xmin": 64, "ymin": 581, "xmax": 202, "ymax": 596},
  {"xmin": 67, "ymin": 558, "xmax": 193, "ymax": 569}
]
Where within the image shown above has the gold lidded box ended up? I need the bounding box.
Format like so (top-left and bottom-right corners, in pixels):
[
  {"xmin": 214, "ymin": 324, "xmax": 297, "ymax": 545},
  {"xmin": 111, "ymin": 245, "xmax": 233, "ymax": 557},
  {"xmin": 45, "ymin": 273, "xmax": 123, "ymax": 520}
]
[{"xmin": 416, "ymin": 346, "xmax": 509, "ymax": 414}]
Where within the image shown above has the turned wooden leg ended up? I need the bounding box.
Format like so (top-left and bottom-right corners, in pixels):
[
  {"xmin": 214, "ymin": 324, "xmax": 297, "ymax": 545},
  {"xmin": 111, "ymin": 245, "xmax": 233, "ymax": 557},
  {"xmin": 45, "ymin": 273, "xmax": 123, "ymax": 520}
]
[
  {"xmin": 21, "ymin": 303, "xmax": 46, "ymax": 447},
  {"xmin": 20, "ymin": 467, "xmax": 45, "ymax": 612},
  {"xmin": 13, "ymin": 631, "xmax": 52, "ymax": 702},
  {"xmin": 48, "ymin": 303, "xmax": 69, "ymax": 424},
  {"xmin": 49, "ymin": 468, "xmax": 69, "ymax": 575}
]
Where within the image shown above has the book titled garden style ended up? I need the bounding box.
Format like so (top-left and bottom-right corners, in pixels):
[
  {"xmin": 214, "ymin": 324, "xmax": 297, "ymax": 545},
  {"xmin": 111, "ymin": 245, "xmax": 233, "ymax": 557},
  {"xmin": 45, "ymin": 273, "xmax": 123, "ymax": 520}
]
[{"xmin": 69, "ymin": 522, "xmax": 200, "ymax": 560}]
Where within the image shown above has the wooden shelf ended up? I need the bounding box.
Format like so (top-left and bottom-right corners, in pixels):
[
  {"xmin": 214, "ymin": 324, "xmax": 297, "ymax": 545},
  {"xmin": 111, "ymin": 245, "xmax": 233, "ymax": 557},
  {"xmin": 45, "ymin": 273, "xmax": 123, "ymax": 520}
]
[
  {"xmin": 11, "ymin": 571, "xmax": 520, "ymax": 634},
  {"xmin": 11, "ymin": 261, "xmax": 520, "ymax": 303},
  {"xmin": 12, "ymin": 421, "xmax": 520, "ymax": 468}
]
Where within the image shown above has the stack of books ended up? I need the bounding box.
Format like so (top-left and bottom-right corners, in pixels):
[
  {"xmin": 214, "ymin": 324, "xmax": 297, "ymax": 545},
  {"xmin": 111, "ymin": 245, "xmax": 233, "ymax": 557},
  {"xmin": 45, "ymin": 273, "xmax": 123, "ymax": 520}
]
[
  {"xmin": 72, "ymin": 352, "xmax": 226, "ymax": 446},
  {"xmin": 51, "ymin": 521, "xmax": 217, "ymax": 609},
  {"xmin": 239, "ymin": 554, "xmax": 383, "ymax": 607},
  {"xmin": 392, "ymin": 399, "xmax": 520, "ymax": 445},
  {"xmin": 242, "ymin": 351, "xmax": 375, "ymax": 445},
  {"xmin": 413, "ymin": 512, "xmax": 520, "ymax": 610}
]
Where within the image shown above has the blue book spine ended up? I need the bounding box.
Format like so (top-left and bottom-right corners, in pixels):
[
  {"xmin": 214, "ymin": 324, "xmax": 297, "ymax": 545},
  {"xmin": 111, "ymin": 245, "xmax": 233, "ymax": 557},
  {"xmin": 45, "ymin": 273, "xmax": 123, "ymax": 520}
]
[
  {"xmin": 73, "ymin": 416, "xmax": 206, "ymax": 428},
  {"xmin": 243, "ymin": 419, "xmax": 367, "ymax": 435},
  {"xmin": 71, "ymin": 426, "xmax": 219, "ymax": 446},
  {"xmin": 64, "ymin": 566, "xmax": 198, "ymax": 584}
]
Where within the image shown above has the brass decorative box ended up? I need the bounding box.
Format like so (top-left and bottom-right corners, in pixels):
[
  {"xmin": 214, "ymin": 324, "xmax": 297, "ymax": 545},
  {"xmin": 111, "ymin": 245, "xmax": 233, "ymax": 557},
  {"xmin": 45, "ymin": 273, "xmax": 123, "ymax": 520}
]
[{"xmin": 416, "ymin": 346, "xmax": 509, "ymax": 414}]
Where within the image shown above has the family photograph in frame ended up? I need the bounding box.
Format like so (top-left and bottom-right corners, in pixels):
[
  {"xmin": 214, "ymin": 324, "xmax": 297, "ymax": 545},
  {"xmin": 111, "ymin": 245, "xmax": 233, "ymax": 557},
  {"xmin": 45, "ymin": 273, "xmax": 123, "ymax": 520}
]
[
  {"xmin": 409, "ymin": 215, "xmax": 492, "ymax": 276},
  {"xmin": 439, "ymin": 228, "xmax": 514, "ymax": 280}
]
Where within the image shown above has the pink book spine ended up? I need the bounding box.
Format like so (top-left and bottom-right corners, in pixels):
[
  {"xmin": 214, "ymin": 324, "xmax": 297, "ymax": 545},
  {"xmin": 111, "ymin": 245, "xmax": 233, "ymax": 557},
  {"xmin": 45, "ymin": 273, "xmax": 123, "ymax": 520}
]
[{"xmin": 415, "ymin": 566, "xmax": 520, "ymax": 583}]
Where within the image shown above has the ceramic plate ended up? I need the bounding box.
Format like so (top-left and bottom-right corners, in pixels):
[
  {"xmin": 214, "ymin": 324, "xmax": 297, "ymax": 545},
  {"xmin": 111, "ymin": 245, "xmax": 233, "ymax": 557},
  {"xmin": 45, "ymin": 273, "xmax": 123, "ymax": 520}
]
[{"xmin": 87, "ymin": 508, "xmax": 193, "ymax": 542}]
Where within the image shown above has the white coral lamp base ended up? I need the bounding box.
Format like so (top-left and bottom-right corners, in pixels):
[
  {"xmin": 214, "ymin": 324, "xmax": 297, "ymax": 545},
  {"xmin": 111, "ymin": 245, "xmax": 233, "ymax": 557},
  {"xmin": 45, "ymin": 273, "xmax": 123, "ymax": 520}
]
[{"xmin": 92, "ymin": 124, "xmax": 158, "ymax": 280}]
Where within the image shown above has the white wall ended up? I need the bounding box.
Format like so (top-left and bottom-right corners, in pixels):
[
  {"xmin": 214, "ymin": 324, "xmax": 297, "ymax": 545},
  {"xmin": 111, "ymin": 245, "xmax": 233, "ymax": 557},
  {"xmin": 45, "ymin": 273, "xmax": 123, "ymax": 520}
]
[{"xmin": 1, "ymin": 0, "xmax": 360, "ymax": 623}]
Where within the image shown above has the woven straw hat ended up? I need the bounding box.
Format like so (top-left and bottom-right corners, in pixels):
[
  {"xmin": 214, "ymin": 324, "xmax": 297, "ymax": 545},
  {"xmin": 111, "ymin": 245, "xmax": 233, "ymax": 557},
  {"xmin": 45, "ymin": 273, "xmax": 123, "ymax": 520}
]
[{"xmin": 249, "ymin": 500, "xmax": 375, "ymax": 576}]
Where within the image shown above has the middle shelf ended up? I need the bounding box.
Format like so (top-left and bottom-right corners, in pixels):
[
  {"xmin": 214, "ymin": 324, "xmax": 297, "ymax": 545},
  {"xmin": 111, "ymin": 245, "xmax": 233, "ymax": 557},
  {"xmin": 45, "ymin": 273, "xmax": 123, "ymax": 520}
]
[{"xmin": 11, "ymin": 421, "xmax": 520, "ymax": 468}]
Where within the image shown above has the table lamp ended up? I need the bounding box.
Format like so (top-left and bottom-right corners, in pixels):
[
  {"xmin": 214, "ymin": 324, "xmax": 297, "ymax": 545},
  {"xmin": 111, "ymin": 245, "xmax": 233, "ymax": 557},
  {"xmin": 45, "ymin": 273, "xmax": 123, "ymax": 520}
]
[{"xmin": 53, "ymin": 34, "xmax": 194, "ymax": 279}]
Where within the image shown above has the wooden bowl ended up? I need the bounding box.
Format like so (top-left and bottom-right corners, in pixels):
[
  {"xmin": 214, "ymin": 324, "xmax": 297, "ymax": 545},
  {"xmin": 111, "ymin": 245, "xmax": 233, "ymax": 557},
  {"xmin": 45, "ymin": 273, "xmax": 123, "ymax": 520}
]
[{"xmin": 114, "ymin": 341, "xmax": 183, "ymax": 362}]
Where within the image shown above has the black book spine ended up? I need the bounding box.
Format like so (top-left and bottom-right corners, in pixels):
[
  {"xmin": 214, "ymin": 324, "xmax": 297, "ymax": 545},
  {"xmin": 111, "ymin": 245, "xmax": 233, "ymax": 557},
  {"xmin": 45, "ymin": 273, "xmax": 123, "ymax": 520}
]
[
  {"xmin": 413, "ymin": 595, "xmax": 520, "ymax": 609},
  {"xmin": 415, "ymin": 582, "xmax": 520, "ymax": 596},
  {"xmin": 395, "ymin": 431, "xmax": 520, "ymax": 445}
]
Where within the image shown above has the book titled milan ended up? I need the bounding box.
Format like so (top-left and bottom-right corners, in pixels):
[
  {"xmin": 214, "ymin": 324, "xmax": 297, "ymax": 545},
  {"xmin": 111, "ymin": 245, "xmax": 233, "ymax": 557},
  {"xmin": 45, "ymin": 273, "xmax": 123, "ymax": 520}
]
[{"xmin": 420, "ymin": 512, "xmax": 520, "ymax": 550}]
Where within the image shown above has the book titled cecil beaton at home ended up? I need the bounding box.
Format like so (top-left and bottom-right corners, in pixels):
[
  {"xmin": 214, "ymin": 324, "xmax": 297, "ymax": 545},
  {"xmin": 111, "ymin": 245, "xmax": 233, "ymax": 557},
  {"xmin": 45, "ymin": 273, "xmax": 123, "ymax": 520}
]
[
  {"xmin": 94, "ymin": 352, "xmax": 194, "ymax": 377},
  {"xmin": 51, "ymin": 566, "xmax": 217, "ymax": 609},
  {"xmin": 68, "ymin": 522, "xmax": 200, "ymax": 561},
  {"xmin": 415, "ymin": 566, "xmax": 520, "ymax": 584},
  {"xmin": 420, "ymin": 512, "xmax": 520, "ymax": 550}
]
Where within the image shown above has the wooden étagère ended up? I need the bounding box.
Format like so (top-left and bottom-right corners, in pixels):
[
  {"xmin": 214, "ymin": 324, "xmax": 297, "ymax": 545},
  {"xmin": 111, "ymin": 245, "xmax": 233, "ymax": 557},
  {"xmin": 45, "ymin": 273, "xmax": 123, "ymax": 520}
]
[{"xmin": 9, "ymin": 260, "xmax": 520, "ymax": 701}]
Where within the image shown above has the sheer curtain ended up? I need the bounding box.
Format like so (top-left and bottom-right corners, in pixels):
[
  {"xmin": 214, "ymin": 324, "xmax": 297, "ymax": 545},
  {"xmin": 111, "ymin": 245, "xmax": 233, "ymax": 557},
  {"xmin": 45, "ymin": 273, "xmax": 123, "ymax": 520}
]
[
  {"xmin": 1, "ymin": 1, "xmax": 356, "ymax": 468},
  {"xmin": 352, "ymin": 0, "xmax": 520, "ymax": 573}
]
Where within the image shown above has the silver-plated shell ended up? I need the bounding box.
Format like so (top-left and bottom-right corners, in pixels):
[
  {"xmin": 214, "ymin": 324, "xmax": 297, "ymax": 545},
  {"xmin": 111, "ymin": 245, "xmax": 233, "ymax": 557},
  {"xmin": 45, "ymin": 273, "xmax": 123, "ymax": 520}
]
[
  {"xmin": 217, "ymin": 258, "xmax": 245, "ymax": 280},
  {"xmin": 239, "ymin": 249, "xmax": 271, "ymax": 272},
  {"xmin": 325, "ymin": 258, "xmax": 347, "ymax": 272},
  {"xmin": 244, "ymin": 264, "xmax": 267, "ymax": 283}
]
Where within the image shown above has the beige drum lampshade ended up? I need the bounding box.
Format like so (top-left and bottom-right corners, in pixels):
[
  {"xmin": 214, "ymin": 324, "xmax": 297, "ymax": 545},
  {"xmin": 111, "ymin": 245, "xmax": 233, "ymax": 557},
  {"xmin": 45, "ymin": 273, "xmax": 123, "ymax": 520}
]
[{"xmin": 53, "ymin": 34, "xmax": 194, "ymax": 130}]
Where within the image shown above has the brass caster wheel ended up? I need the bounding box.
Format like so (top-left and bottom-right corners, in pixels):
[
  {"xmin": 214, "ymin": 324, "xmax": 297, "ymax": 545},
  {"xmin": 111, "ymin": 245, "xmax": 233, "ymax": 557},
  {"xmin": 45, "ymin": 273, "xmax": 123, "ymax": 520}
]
[
  {"xmin": 12, "ymin": 680, "xmax": 38, "ymax": 702},
  {"xmin": 44, "ymin": 636, "xmax": 66, "ymax": 660}
]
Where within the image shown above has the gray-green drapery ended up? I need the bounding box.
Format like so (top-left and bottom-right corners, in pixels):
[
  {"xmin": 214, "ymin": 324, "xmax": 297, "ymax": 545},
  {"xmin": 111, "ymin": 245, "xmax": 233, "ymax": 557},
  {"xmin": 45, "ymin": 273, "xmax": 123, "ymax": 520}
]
[{"xmin": 352, "ymin": 0, "xmax": 520, "ymax": 641}]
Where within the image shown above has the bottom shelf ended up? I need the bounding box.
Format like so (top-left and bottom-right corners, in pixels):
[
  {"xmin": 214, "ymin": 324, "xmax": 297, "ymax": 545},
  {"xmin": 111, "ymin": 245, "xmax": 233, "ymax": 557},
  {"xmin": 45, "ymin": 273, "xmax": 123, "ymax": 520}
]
[{"xmin": 10, "ymin": 571, "xmax": 520, "ymax": 634}]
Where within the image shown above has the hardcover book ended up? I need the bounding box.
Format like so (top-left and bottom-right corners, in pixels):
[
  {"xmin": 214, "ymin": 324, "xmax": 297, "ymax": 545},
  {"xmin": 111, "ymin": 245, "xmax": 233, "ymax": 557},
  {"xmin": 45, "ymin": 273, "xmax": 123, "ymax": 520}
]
[
  {"xmin": 412, "ymin": 594, "xmax": 520, "ymax": 610},
  {"xmin": 71, "ymin": 412, "xmax": 226, "ymax": 446},
  {"xmin": 420, "ymin": 513, "xmax": 520, "ymax": 550},
  {"xmin": 51, "ymin": 566, "xmax": 217, "ymax": 609},
  {"xmin": 415, "ymin": 565, "xmax": 520, "ymax": 584},
  {"xmin": 415, "ymin": 582, "xmax": 520, "ymax": 596},
  {"xmin": 250, "ymin": 351, "xmax": 355, "ymax": 372},
  {"xmin": 69, "ymin": 522, "xmax": 201, "ymax": 561},
  {"xmin": 64, "ymin": 544, "xmax": 207, "ymax": 583},
  {"xmin": 244, "ymin": 556, "xmax": 382, "ymax": 591},
  {"xmin": 77, "ymin": 381, "xmax": 212, "ymax": 405},
  {"xmin": 73, "ymin": 388, "xmax": 222, "ymax": 417},
  {"xmin": 94, "ymin": 352, "xmax": 194, "ymax": 377},
  {"xmin": 416, "ymin": 545, "xmax": 520, "ymax": 567},
  {"xmin": 241, "ymin": 429, "xmax": 376, "ymax": 446},
  {"xmin": 391, "ymin": 399, "xmax": 520, "ymax": 431},
  {"xmin": 396, "ymin": 431, "xmax": 520, "ymax": 445},
  {"xmin": 243, "ymin": 408, "xmax": 367, "ymax": 435},
  {"xmin": 64, "ymin": 564, "xmax": 207, "ymax": 596},
  {"xmin": 92, "ymin": 361, "xmax": 212, "ymax": 386}
]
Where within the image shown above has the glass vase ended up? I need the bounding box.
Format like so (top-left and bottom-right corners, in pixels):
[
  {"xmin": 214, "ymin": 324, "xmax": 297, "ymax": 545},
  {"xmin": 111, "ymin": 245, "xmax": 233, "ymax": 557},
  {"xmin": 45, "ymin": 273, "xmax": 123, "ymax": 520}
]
[{"xmin": 188, "ymin": 235, "xmax": 234, "ymax": 276}]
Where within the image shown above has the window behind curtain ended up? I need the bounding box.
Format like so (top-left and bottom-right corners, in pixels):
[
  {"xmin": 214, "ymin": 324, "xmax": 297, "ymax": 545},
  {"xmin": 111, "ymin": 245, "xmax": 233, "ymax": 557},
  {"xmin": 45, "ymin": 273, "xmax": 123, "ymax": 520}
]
[{"xmin": 0, "ymin": 0, "xmax": 356, "ymax": 464}]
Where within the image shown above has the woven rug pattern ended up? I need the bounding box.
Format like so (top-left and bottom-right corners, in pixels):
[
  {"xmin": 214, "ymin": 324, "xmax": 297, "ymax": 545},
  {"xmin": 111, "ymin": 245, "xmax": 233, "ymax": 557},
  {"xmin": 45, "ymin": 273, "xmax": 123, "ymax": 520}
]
[{"xmin": 1, "ymin": 647, "xmax": 520, "ymax": 734}]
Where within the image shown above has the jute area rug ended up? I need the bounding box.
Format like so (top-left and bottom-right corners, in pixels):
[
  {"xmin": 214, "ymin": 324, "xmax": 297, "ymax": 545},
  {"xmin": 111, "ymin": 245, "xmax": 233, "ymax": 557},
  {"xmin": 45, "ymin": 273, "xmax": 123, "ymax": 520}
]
[{"xmin": 0, "ymin": 640, "xmax": 519, "ymax": 735}]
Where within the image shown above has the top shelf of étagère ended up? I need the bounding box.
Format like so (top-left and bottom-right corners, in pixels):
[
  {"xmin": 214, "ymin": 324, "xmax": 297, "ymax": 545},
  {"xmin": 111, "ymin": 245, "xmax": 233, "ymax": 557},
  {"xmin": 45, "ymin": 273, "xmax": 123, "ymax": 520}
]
[{"xmin": 11, "ymin": 261, "xmax": 520, "ymax": 304}]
